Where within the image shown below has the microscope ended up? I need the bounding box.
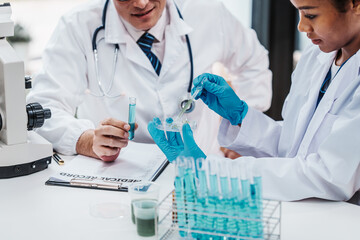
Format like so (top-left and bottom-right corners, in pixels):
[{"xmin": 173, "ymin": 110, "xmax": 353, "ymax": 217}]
[{"xmin": 0, "ymin": 3, "xmax": 52, "ymax": 178}]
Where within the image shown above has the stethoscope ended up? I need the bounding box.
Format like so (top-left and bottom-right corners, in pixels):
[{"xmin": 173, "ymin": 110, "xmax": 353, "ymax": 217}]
[{"xmin": 91, "ymin": 0, "xmax": 195, "ymax": 113}]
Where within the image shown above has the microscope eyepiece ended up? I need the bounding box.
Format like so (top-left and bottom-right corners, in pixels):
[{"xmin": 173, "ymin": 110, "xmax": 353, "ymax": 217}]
[{"xmin": 26, "ymin": 102, "xmax": 51, "ymax": 131}]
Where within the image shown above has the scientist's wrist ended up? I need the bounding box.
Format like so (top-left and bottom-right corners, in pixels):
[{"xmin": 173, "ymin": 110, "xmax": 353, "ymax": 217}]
[
  {"xmin": 76, "ymin": 129, "xmax": 98, "ymax": 159},
  {"xmin": 232, "ymin": 101, "xmax": 248, "ymax": 125}
]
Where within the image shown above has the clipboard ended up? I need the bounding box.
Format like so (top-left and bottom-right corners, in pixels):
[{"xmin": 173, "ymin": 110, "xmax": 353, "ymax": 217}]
[
  {"xmin": 45, "ymin": 142, "xmax": 169, "ymax": 192},
  {"xmin": 45, "ymin": 160, "xmax": 168, "ymax": 192}
]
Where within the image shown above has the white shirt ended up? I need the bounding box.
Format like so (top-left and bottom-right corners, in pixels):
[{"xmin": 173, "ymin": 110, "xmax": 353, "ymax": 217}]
[
  {"xmin": 122, "ymin": 5, "xmax": 168, "ymax": 62},
  {"xmin": 27, "ymin": 0, "xmax": 272, "ymax": 156}
]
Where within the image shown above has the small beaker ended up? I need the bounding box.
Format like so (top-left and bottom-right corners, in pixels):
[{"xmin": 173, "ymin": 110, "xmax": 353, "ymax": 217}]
[
  {"xmin": 133, "ymin": 199, "xmax": 158, "ymax": 237},
  {"xmin": 129, "ymin": 181, "xmax": 160, "ymax": 224}
]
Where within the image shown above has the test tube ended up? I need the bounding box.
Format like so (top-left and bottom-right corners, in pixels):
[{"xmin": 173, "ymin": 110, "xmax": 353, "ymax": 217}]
[
  {"xmin": 196, "ymin": 158, "xmax": 208, "ymax": 200},
  {"xmin": 239, "ymin": 161, "xmax": 250, "ymax": 237},
  {"xmin": 227, "ymin": 160, "xmax": 241, "ymax": 236},
  {"xmin": 229, "ymin": 160, "xmax": 247, "ymax": 237},
  {"xmin": 229, "ymin": 161, "xmax": 241, "ymax": 200},
  {"xmin": 252, "ymin": 166, "xmax": 263, "ymax": 203},
  {"xmin": 239, "ymin": 161, "xmax": 250, "ymax": 202},
  {"xmin": 250, "ymin": 164, "xmax": 263, "ymax": 238},
  {"xmin": 128, "ymin": 97, "xmax": 136, "ymax": 140},
  {"xmin": 194, "ymin": 158, "xmax": 208, "ymax": 237},
  {"xmin": 206, "ymin": 156, "xmax": 221, "ymax": 238},
  {"xmin": 182, "ymin": 157, "xmax": 197, "ymax": 237},
  {"xmin": 207, "ymin": 156, "xmax": 220, "ymax": 198},
  {"xmin": 219, "ymin": 159, "xmax": 231, "ymax": 200},
  {"xmin": 174, "ymin": 157, "xmax": 187, "ymax": 237},
  {"xmin": 217, "ymin": 159, "xmax": 231, "ymax": 234}
]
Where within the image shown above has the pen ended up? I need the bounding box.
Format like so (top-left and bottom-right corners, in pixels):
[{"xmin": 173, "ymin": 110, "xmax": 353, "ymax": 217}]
[
  {"xmin": 53, "ymin": 153, "xmax": 64, "ymax": 165},
  {"xmin": 70, "ymin": 179, "xmax": 122, "ymax": 190}
]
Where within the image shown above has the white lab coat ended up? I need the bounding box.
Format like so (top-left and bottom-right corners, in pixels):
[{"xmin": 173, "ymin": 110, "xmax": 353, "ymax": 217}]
[
  {"xmin": 218, "ymin": 45, "xmax": 360, "ymax": 203},
  {"xmin": 26, "ymin": 0, "xmax": 272, "ymax": 155}
]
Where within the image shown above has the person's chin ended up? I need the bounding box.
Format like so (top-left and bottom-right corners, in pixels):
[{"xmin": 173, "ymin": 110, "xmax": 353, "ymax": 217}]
[
  {"xmin": 130, "ymin": 15, "xmax": 158, "ymax": 31},
  {"xmin": 318, "ymin": 45, "xmax": 335, "ymax": 53},
  {"xmin": 132, "ymin": 21, "xmax": 156, "ymax": 31}
]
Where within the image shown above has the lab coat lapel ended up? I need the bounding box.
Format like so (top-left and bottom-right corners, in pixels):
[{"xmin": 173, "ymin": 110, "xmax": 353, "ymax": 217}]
[
  {"xmin": 300, "ymin": 51, "xmax": 350, "ymax": 154},
  {"xmin": 289, "ymin": 51, "xmax": 334, "ymax": 155},
  {"xmin": 125, "ymin": 37, "xmax": 158, "ymax": 74},
  {"xmin": 330, "ymin": 53, "xmax": 360, "ymax": 109},
  {"xmin": 160, "ymin": 0, "xmax": 193, "ymax": 78},
  {"xmin": 160, "ymin": 29, "xmax": 186, "ymax": 78}
]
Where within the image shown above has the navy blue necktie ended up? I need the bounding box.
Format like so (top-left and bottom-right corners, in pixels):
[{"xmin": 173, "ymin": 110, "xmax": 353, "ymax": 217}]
[{"xmin": 137, "ymin": 32, "xmax": 162, "ymax": 76}]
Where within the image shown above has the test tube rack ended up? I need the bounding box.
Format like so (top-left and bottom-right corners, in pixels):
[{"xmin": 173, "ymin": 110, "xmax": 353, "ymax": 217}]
[{"xmin": 157, "ymin": 190, "xmax": 281, "ymax": 240}]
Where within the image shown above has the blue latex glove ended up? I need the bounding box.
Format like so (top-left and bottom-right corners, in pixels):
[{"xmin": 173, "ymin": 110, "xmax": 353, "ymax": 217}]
[
  {"xmin": 192, "ymin": 73, "xmax": 248, "ymax": 125},
  {"xmin": 179, "ymin": 123, "xmax": 206, "ymax": 160},
  {"xmin": 147, "ymin": 118, "xmax": 206, "ymax": 162},
  {"xmin": 148, "ymin": 117, "xmax": 184, "ymax": 162}
]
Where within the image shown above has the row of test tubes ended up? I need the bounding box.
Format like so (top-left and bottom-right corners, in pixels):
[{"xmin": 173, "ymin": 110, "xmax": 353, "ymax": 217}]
[{"xmin": 174, "ymin": 155, "xmax": 263, "ymax": 239}]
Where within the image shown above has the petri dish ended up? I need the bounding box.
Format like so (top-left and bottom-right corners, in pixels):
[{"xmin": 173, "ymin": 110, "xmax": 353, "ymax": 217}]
[
  {"xmin": 89, "ymin": 202, "xmax": 127, "ymax": 219},
  {"xmin": 154, "ymin": 118, "xmax": 197, "ymax": 132}
]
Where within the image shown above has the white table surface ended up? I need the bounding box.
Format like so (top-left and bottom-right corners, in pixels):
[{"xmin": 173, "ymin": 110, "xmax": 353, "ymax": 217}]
[{"xmin": 1, "ymin": 155, "xmax": 359, "ymax": 240}]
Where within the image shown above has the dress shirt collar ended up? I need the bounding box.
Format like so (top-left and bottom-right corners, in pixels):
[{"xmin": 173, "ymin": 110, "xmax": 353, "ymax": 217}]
[{"xmin": 121, "ymin": 6, "xmax": 168, "ymax": 43}]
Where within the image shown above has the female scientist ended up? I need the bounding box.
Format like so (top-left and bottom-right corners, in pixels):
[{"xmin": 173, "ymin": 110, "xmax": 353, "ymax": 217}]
[{"xmin": 148, "ymin": 0, "xmax": 360, "ymax": 204}]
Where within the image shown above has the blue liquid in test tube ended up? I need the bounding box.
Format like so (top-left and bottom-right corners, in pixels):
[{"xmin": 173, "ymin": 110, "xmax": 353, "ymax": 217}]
[
  {"xmin": 183, "ymin": 157, "xmax": 197, "ymax": 238},
  {"xmin": 240, "ymin": 164, "xmax": 250, "ymax": 238},
  {"xmin": 218, "ymin": 160, "xmax": 231, "ymax": 236},
  {"xmin": 128, "ymin": 97, "xmax": 136, "ymax": 140},
  {"xmin": 207, "ymin": 157, "xmax": 222, "ymax": 240},
  {"xmin": 229, "ymin": 177, "xmax": 241, "ymax": 238},
  {"xmin": 245, "ymin": 165, "xmax": 263, "ymax": 239},
  {"xmin": 174, "ymin": 157, "xmax": 187, "ymax": 237},
  {"xmin": 254, "ymin": 176, "xmax": 263, "ymax": 204},
  {"xmin": 195, "ymin": 158, "xmax": 208, "ymax": 237},
  {"xmin": 250, "ymin": 171, "xmax": 263, "ymax": 238},
  {"xmin": 208, "ymin": 174, "xmax": 219, "ymax": 232},
  {"xmin": 228, "ymin": 161, "xmax": 241, "ymax": 238}
]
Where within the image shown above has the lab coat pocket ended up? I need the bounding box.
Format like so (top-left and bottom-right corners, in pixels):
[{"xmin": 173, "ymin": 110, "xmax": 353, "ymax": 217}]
[{"xmin": 307, "ymin": 112, "xmax": 338, "ymax": 154}]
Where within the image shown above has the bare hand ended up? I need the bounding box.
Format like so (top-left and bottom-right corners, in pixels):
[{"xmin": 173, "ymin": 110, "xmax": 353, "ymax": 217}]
[
  {"xmin": 76, "ymin": 118, "xmax": 138, "ymax": 162},
  {"xmin": 220, "ymin": 147, "xmax": 241, "ymax": 159}
]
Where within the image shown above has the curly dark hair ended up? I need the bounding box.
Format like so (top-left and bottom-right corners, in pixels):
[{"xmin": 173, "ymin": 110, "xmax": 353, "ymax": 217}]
[{"xmin": 331, "ymin": 0, "xmax": 358, "ymax": 12}]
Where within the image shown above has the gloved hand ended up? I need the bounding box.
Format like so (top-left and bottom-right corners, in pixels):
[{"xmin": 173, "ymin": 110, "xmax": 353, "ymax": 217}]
[
  {"xmin": 179, "ymin": 123, "xmax": 206, "ymax": 160},
  {"xmin": 148, "ymin": 117, "xmax": 184, "ymax": 162},
  {"xmin": 148, "ymin": 118, "xmax": 206, "ymax": 162},
  {"xmin": 192, "ymin": 73, "xmax": 248, "ymax": 125}
]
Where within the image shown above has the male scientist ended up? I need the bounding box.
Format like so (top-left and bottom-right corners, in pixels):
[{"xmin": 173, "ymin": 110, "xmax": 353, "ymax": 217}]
[{"xmin": 27, "ymin": 0, "xmax": 272, "ymax": 161}]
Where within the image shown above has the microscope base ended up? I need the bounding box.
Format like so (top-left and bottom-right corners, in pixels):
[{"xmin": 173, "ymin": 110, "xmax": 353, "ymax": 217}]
[
  {"xmin": 0, "ymin": 131, "xmax": 53, "ymax": 179},
  {"xmin": 0, "ymin": 156, "xmax": 51, "ymax": 179}
]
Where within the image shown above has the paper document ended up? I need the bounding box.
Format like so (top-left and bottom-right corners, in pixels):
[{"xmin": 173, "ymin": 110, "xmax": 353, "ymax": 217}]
[{"xmin": 46, "ymin": 142, "xmax": 168, "ymax": 191}]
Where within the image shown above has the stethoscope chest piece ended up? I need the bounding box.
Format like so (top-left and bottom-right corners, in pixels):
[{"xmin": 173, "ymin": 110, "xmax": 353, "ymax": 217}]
[{"xmin": 179, "ymin": 98, "xmax": 195, "ymax": 113}]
